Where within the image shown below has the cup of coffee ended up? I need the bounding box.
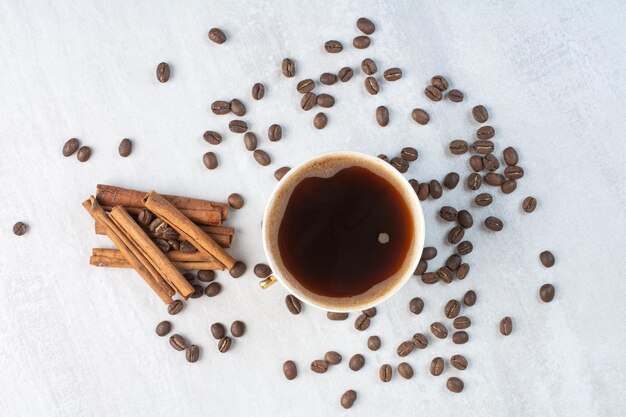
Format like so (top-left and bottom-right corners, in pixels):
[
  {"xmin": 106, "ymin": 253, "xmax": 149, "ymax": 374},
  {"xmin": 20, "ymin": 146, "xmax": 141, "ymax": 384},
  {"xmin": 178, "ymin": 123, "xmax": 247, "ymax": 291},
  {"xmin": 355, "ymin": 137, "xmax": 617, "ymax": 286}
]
[{"xmin": 262, "ymin": 151, "xmax": 425, "ymax": 311}]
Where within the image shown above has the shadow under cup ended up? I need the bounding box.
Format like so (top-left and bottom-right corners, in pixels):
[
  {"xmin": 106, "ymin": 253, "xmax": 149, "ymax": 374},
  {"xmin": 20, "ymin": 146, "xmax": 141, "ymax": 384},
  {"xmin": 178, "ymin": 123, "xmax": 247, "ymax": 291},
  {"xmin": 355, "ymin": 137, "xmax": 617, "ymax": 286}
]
[{"xmin": 262, "ymin": 152, "xmax": 424, "ymax": 312}]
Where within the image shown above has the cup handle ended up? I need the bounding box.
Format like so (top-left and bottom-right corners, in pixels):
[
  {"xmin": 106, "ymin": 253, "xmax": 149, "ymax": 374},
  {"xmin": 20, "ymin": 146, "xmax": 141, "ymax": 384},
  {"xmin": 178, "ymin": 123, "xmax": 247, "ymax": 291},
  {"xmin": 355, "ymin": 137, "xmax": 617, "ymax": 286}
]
[{"xmin": 259, "ymin": 275, "xmax": 277, "ymax": 289}]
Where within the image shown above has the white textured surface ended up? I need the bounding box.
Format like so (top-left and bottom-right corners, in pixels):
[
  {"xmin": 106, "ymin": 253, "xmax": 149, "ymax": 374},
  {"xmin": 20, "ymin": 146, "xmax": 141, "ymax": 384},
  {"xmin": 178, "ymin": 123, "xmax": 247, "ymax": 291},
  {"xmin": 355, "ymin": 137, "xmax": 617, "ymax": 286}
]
[{"xmin": 0, "ymin": 1, "xmax": 625, "ymax": 416}]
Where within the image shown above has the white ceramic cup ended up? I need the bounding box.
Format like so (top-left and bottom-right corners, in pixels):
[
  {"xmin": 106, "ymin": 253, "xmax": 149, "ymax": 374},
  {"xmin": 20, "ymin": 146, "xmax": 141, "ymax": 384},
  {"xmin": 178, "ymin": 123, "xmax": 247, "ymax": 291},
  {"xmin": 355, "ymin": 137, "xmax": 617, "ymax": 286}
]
[{"xmin": 262, "ymin": 151, "xmax": 425, "ymax": 312}]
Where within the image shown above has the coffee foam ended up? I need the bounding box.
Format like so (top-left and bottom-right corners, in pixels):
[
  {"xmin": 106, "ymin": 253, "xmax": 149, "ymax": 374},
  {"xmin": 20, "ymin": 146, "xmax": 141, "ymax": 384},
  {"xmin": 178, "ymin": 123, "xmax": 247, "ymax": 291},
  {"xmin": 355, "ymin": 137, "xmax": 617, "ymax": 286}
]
[{"xmin": 263, "ymin": 152, "xmax": 423, "ymax": 311}]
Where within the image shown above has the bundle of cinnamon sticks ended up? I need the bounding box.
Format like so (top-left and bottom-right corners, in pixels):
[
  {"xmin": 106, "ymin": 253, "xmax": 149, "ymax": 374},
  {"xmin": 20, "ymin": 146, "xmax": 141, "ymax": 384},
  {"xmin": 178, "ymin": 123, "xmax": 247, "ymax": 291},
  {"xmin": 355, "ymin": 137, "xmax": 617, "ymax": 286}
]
[{"xmin": 83, "ymin": 185, "xmax": 236, "ymax": 304}]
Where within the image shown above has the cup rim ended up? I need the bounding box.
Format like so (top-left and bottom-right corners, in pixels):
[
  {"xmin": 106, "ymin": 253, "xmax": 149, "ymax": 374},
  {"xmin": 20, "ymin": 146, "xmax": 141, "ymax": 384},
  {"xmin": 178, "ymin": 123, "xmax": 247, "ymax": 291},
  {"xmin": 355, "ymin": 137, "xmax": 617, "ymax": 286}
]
[{"xmin": 261, "ymin": 151, "xmax": 425, "ymax": 312}]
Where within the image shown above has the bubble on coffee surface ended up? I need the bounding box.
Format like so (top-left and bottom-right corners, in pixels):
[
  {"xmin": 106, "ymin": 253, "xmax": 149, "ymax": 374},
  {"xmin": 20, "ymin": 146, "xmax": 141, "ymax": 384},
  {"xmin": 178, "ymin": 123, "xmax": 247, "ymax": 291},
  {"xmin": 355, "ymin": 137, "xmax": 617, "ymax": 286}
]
[{"xmin": 378, "ymin": 232, "xmax": 390, "ymax": 244}]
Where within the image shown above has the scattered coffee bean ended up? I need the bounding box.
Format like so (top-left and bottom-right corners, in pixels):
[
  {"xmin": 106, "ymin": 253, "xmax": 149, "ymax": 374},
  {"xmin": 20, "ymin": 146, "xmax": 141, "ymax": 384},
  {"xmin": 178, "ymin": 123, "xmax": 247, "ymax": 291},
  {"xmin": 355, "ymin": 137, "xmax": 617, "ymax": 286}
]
[
  {"xmin": 522, "ymin": 196, "xmax": 537, "ymax": 213},
  {"xmin": 409, "ymin": 297, "xmax": 424, "ymax": 315},
  {"xmin": 281, "ymin": 58, "xmax": 296, "ymax": 78},
  {"xmin": 297, "ymin": 79, "xmax": 315, "ymax": 94},
  {"xmin": 341, "ymin": 390, "xmax": 357, "ymax": 409},
  {"xmin": 169, "ymin": 334, "xmax": 187, "ymax": 351},
  {"xmin": 149, "ymin": 218, "xmax": 163, "ymax": 232},
  {"xmin": 252, "ymin": 82, "xmax": 265, "ymax": 100},
  {"xmin": 379, "ymin": 364, "xmax": 392, "ymax": 382},
  {"xmin": 447, "ymin": 377, "xmax": 464, "ymax": 393},
  {"xmin": 440, "ymin": 206, "xmax": 458, "ymax": 222},
  {"xmin": 285, "ymin": 294, "xmax": 302, "ymax": 314},
  {"xmin": 431, "ymin": 322, "xmax": 448, "ymax": 339},
  {"xmin": 253, "ymin": 149, "xmax": 271, "ymax": 166},
  {"xmin": 391, "ymin": 157, "xmax": 409, "ymax": 173},
  {"xmin": 218, "ymin": 336, "xmax": 232, "ymax": 352},
  {"xmin": 540, "ymin": 251, "xmax": 555, "ymax": 267},
  {"xmin": 378, "ymin": 154, "xmax": 389, "ymax": 162},
  {"xmin": 449, "ymin": 140, "xmax": 469, "ymax": 155},
  {"xmin": 190, "ymin": 284, "xmax": 203, "ymax": 298},
  {"xmin": 421, "ymin": 272, "xmax": 439, "ymax": 284},
  {"xmin": 398, "ymin": 362, "xmax": 414, "ymax": 379},
  {"xmin": 354, "ymin": 313, "xmax": 371, "ymax": 331},
  {"xmin": 229, "ymin": 120, "xmax": 248, "ymax": 134},
  {"xmin": 401, "ymin": 147, "xmax": 418, "ymax": 161},
  {"xmin": 484, "ymin": 172, "xmax": 505, "ymax": 186},
  {"xmin": 367, "ymin": 336, "xmax": 381, "ymax": 351},
  {"xmin": 230, "ymin": 99, "xmax": 246, "ymax": 117},
  {"xmin": 425, "ymin": 85, "xmax": 442, "ymax": 101},
  {"xmin": 469, "ymin": 155, "xmax": 484, "ymax": 172},
  {"xmin": 311, "ymin": 359, "xmax": 329, "ymax": 373},
  {"xmin": 324, "ymin": 40, "xmax": 343, "ymax": 53},
  {"xmin": 414, "ymin": 259, "xmax": 428, "ymax": 275},
  {"xmin": 211, "ymin": 323, "xmax": 226, "ymax": 339},
  {"xmin": 267, "ymin": 124, "xmax": 282, "ymax": 142},
  {"xmin": 431, "ymin": 75, "xmax": 449, "ymax": 91},
  {"xmin": 208, "ymin": 28, "xmax": 226, "ymax": 44},
  {"xmin": 325, "ymin": 351, "xmax": 342, "ymax": 365},
  {"xmin": 503, "ymin": 146, "xmax": 519, "ymax": 166},
  {"xmin": 456, "ymin": 263, "xmax": 470, "ymax": 279},
  {"xmin": 376, "ymin": 106, "xmax": 389, "ymax": 127},
  {"xmin": 457, "ymin": 210, "xmax": 473, "ymax": 228},
  {"xmin": 301, "ymin": 92, "xmax": 317, "ymax": 111},
  {"xmin": 448, "ymin": 89, "xmax": 464, "ymax": 102},
  {"xmin": 499, "ymin": 317, "xmax": 513, "ymax": 335},
  {"xmin": 452, "ymin": 331, "xmax": 469, "ymax": 344},
  {"xmin": 154, "ymin": 238, "xmax": 170, "ymax": 252},
  {"xmin": 227, "ymin": 193, "xmax": 244, "ymax": 210},
  {"xmin": 477, "ymin": 125, "xmax": 495, "ymax": 139},
  {"xmin": 241, "ymin": 132, "xmax": 257, "ymax": 151},
  {"xmin": 448, "ymin": 225, "xmax": 465, "ymax": 244},
  {"xmin": 483, "ymin": 154, "xmax": 500, "ymax": 171},
  {"xmin": 253, "ymin": 263, "xmax": 272, "ymax": 278},
  {"xmin": 504, "ymin": 166, "xmax": 524, "ymax": 180},
  {"xmin": 450, "ymin": 354, "xmax": 468, "ymax": 371},
  {"xmin": 463, "ymin": 290, "xmax": 477, "ymax": 306},
  {"xmin": 317, "ymin": 93, "xmax": 335, "ymax": 108},
  {"xmin": 62, "ymin": 138, "xmax": 80, "ymax": 157},
  {"xmin": 353, "ymin": 35, "xmax": 371, "ymax": 49},
  {"xmin": 12, "ymin": 221, "xmax": 28, "ymax": 236},
  {"xmin": 362, "ymin": 307, "xmax": 377, "ymax": 317},
  {"xmin": 472, "ymin": 104, "xmax": 489, "ymax": 123},
  {"xmin": 197, "ymin": 270, "xmax": 215, "ymax": 282},
  {"xmin": 327, "ymin": 311, "xmax": 349, "ymax": 321},
  {"xmin": 472, "ymin": 140, "xmax": 494, "ymax": 154},
  {"xmin": 397, "ymin": 341, "xmax": 414, "ymax": 357},
  {"xmin": 430, "ymin": 357, "xmax": 445, "ymax": 376},
  {"xmin": 203, "ymin": 131, "xmax": 222, "ymax": 145},
  {"xmin": 444, "ymin": 299, "xmax": 461, "ymax": 319},
  {"xmin": 202, "ymin": 152, "xmax": 218, "ymax": 170},
  {"xmin": 484, "ymin": 216, "xmax": 503, "ymax": 231},
  {"xmin": 357, "ymin": 17, "xmax": 375, "ymax": 34},
  {"xmin": 409, "ymin": 178, "xmax": 419, "ymax": 193},
  {"xmin": 411, "ymin": 108, "xmax": 430, "ymax": 125},
  {"xmin": 211, "ymin": 100, "xmax": 231, "ymax": 115},
  {"xmin": 167, "ymin": 300, "xmax": 183, "ymax": 315},
  {"xmin": 185, "ymin": 345, "xmax": 199, "ymax": 363},
  {"xmin": 475, "ymin": 193, "xmax": 493, "ymax": 206},
  {"xmin": 349, "ymin": 354, "xmax": 365, "ymax": 371},
  {"xmin": 412, "ymin": 332, "xmax": 428, "ymax": 349},
  {"xmin": 155, "ymin": 321, "xmax": 171, "ymax": 336},
  {"xmin": 540, "ymin": 283, "xmax": 555, "ymax": 302},
  {"xmin": 361, "ymin": 58, "xmax": 378, "ymax": 75},
  {"xmin": 274, "ymin": 166, "xmax": 290, "ymax": 181},
  {"xmin": 231, "ymin": 321, "xmax": 245, "ymax": 337},
  {"xmin": 444, "ymin": 172, "xmax": 460, "ymax": 190},
  {"xmin": 467, "ymin": 173, "xmax": 482, "ymax": 190},
  {"xmin": 501, "ymin": 179, "xmax": 517, "ymax": 194},
  {"xmin": 168, "ymin": 240, "xmax": 180, "ymax": 251},
  {"xmin": 313, "ymin": 112, "xmax": 327, "ymax": 129},
  {"xmin": 446, "ymin": 254, "xmax": 462, "ymax": 271},
  {"xmin": 205, "ymin": 282, "xmax": 222, "ymax": 297},
  {"xmin": 437, "ymin": 266, "xmax": 454, "ymax": 283},
  {"xmin": 457, "ymin": 241, "xmax": 473, "ymax": 255},
  {"xmin": 338, "ymin": 66, "xmax": 354, "ymax": 82},
  {"xmin": 76, "ymin": 146, "xmax": 91, "ymax": 162},
  {"xmin": 183, "ymin": 272, "xmax": 195, "ymax": 284},
  {"xmin": 421, "ymin": 247, "xmax": 438, "ymax": 260},
  {"xmin": 383, "ymin": 67, "xmax": 402, "ymax": 81},
  {"xmin": 283, "ymin": 360, "xmax": 297, "ymax": 380},
  {"xmin": 116, "ymin": 138, "xmax": 132, "ymax": 157},
  {"xmin": 453, "ymin": 316, "xmax": 471, "ymax": 330},
  {"xmin": 364, "ymin": 77, "xmax": 380, "ymax": 95},
  {"xmin": 320, "ymin": 72, "xmax": 338, "ymax": 85},
  {"xmin": 156, "ymin": 62, "xmax": 170, "ymax": 83}
]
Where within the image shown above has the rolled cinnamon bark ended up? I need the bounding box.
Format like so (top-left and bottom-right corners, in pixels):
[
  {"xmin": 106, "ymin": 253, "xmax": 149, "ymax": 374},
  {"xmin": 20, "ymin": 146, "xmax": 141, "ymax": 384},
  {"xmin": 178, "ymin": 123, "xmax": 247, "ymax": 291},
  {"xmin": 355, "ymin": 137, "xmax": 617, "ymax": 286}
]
[
  {"xmin": 92, "ymin": 248, "xmax": 219, "ymax": 263},
  {"xmin": 101, "ymin": 205, "xmax": 221, "ymax": 226},
  {"xmin": 90, "ymin": 255, "xmax": 222, "ymax": 271},
  {"xmin": 143, "ymin": 191, "xmax": 236, "ymax": 269}
]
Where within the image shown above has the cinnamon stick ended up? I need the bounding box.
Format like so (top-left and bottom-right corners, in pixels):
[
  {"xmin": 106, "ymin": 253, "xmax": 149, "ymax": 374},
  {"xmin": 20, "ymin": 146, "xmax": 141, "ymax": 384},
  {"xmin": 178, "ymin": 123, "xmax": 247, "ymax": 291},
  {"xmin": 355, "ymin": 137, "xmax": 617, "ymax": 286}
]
[
  {"xmin": 143, "ymin": 191, "xmax": 236, "ymax": 270},
  {"xmin": 90, "ymin": 255, "xmax": 222, "ymax": 271},
  {"xmin": 96, "ymin": 184, "xmax": 228, "ymax": 221},
  {"xmin": 81, "ymin": 196, "xmax": 174, "ymax": 304},
  {"xmin": 101, "ymin": 205, "xmax": 221, "ymax": 226},
  {"xmin": 109, "ymin": 206, "xmax": 194, "ymax": 299},
  {"xmin": 92, "ymin": 248, "xmax": 218, "ymax": 263}
]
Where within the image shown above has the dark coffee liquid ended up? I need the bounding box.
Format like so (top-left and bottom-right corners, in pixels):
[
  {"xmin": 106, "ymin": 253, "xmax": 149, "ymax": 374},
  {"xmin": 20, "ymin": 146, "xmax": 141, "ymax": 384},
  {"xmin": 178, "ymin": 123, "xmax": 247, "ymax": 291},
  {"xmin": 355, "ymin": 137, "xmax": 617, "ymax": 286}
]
[{"xmin": 278, "ymin": 166, "xmax": 413, "ymax": 297}]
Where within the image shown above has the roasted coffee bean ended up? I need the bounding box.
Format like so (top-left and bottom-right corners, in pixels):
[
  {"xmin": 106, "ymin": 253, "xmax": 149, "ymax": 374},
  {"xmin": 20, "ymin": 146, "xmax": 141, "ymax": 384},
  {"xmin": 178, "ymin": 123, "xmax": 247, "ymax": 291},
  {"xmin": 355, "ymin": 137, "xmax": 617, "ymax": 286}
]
[
  {"xmin": 379, "ymin": 364, "xmax": 392, "ymax": 382},
  {"xmin": 155, "ymin": 321, "xmax": 171, "ymax": 336},
  {"xmin": 485, "ymin": 216, "xmax": 503, "ymax": 231},
  {"xmin": 283, "ymin": 360, "xmax": 297, "ymax": 380},
  {"xmin": 155, "ymin": 222, "xmax": 178, "ymax": 240},
  {"xmin": 169, "ymin": 334, "xmax": 187, "ymax": 351},
  {"xmin": 227, "ymin": 193, "xmax": 244, "ymax": 210},
  {"xmin": 362, "ymin": 307, "xmax": 377, "ymax": 318},
  {"xmin": 501, "ymin": 179, "xmax": 517, "ymax": 194},
  {"xmin": 391, "ymin": 157, "xmax": 409, "ymax": 173},
  {"xmin": 326, "ymin": 311, "xmax": 348, "ymax": 321},
  {"xmin": 483, "ymin": 154, "xmax": 500, "ymax": 171},
  {"xmin": 367, "ymin": 336, "xmax": 381, "ymax": 351},
  {"xmin": 540, "ymin": 283, "xmax": 556, "ymax": 302},
  {"xmin": 349, "ymin": 354, "xmax": 365, "ymax": 371},
  {"xmin": 409, "ymin": 297, "xmax": 424, "ymax": 315},
  {"xmin": 398, "ymin": 362, "xmax": 414, "ymax": 379},
  {"xmin": 218, "ymin": 336, "xmax": 232, "ymax": 352},
  {"xmin": 311, "ymin": 359, "xmax": 329, "ymax": 373},
  {"xmin": 453, "ymin": 316, "xmax": 471, "ymax": 330},
  {"xmin": 449, "ymin": 140, "xmax": 469, "ymax": 155},
  {"xmin": 401, "ymin": 147, "xmax": 418, "ymax": 161},
  {"xmin": 320, "ymin": 72, "xmax": 338, "ymax": 85},
  {"xmin": 156, "ymin": 62, "xmax": 170, "ymax": 83},
  {"xmin": 431, "ymin": 322, "xmax": 448, "ymax": 339},
  {"xmin": 62, "ymin": 138, "xmax": 80, "ymax": 156},
  {"xmin": 452, "ymin": 331, "xmax": 469, "ymax": 344},
  {"xmin": 463, "ymin": 290, "xmax": 477, "ymax": 306},
  {"xmin": 297, "ymin": 79, "xmax": 315, "ymax": 94},
  {"xmin": 338, "ymin": 66, "xmax": 354, "ymax": 82},
  {"xmin": 202, "ymin": 152, "xmax": 218, "ymax": 170},
  {"xmin": 353, "ymin": 35, "xmax": 371, "ymax": 49},
  {"xmin": 446, "ymin": 254, "xmax": 462, "ymax": 271},
  {"xmin": 472, "ymin": 140, "xmax": 494, "ymax": 154},
  {"xmin": 522, "ymin": 196, "xmax": 537, "ymax": 213},
  {"xmin": 448, "ymin": 89, "xmax": 464, "ymax": 102},
  {"xmin": 472, "ymin": 105, "xmax": 489, "ymax": 123},
  {"xmin": 484, "ymin": 173, "xmax": 504, "ymax": 186},
  {"xmin": 183, "ymin": 272, "xmax": 195, "ymax": 284},
  {"xmin": 504, "ymin": 166, "xmax": 524, "ymax": 180},
  {"xmin": 364, "ymin": 76, "xmax": 380, "ymax": 95},
  {"xmin": 300, "ymin": 92, "xmax": 317, "ymax": 110},
  {"xmin": 448, "ymin": 226, "xmax": 465, "ymax": 244},
  {"xmin": 414, "ymin": 259, "xmax": 428, "ymax": 275},
  {"xmin": 467, "ymin": 173, "xmax": 482, "ymax": 190},
  {"xmin": 376, "ymin": 106, "xmax": 389, "ymax": 127},
  {"xmin": 431, "ymin": 75, "xmax": 449, "ymax": 91},
  {"xmin": 447, "ymin": 377, "xmax": 464, "ymax": 393},
  {"xmin": 397, "ymin": 341, "xmax": 414, "ymax": 357},
  {"xmin": 168, "ymin": 240, "xmax": 180, "ymax": 251},
  {"xmin": 154, "ymin": 238, "xmax": 170, "ymax": 252},
  {"xmin": 231, "ymin": 320, "xmax": 246, "ymax": 337},
  {"xmin": 230, "ymin": 99, "xmax": 246, "ymax": 117},
  {"xmin": 268, "ymin": 124, "xmax": 283, "ymax": 142},
  {"xmin": 477, "ymin": 125, "xmax": 495, "ymax": 139},
  {"xmin": 242, "ymin": 132, "xmax": 257, "ymax": 151},
  {"xmin": 229, "ymin": 120, "xmax": 248, "ymax": 134},
  {"xmin": 540, "ymin": 251, "xmax": 555, "ymax": 267},
  {"xmin": 203, "ymin": 131, "xmax": 222, "ymax": 145},
  {"xmin": 211, "ymin": 100, "xmax": 231, "ymax": 115},
  {"xmin": 469, "ymin": 155, "xmax": 484, "ymax": 172},
  {"xmin": 425, "ymin": 85, "xmax": 442, "ymax": 101},
  {"xmin": 411, "ymin": 108, "xmax": 430, "ymax": 125},
  {"xmin": 253, "ymin": 263, "xmax": 272, "ymax": 278},
  {"xmin": 437, "ymin": 267, "xmax": 453, "ymax": 283},
  {"xmin": 475, "ymin": 193, "xmax": 493, "ymax": 206},
  {"xmin": 361, "ymin": 58, "xmax": 378, "ymax": 75},
  {"xmin": 281, "ymin": 58, "xmax": 295, "ymax": 77},
  {"xmin": 208, "ymin": 27, "xmax": 226, "ymax": 44},
  {"xmin": 408, "ymin": 178, "xmax": 419, "ymax": 193},
  {"xmin": 500, "ymin": 317, "xmax": 513, "ymax": 335},
  {"xmin": 252, "ymin": 82, "xmax": 265, "ymax": 100},
  {"xmin": 197, "ymin": 270, "xmax": 215, "ymax": 283},
  {"xmin": 503, "ymin": 146, "xmax": 519, "ymax": 166},
  {"xmin": 190, "ymin": 284, "xmax": 203, "ymax": 299},
  {"xmin": 149, "ymin": 218, "xmax": 163, "ymax": 232},
  {"xmin": 450, "ymin": 354, "xmax": 468, "ymax": 371},
  {"xmin": 313, "ymin": 112, "xmax": 327, "ymax": 129},
  {"xmin": 457, "ymin": 210, "xmax": 473, "ymax": 228},
  {"xmin": 445, "ymin": 299, "xmax": 461, "ymax": 319},
  {"xmin": 457, "ymin": 241, "xmax": 473, "ymax": 256},
  {"xmin": 421, "ymin": 247, "xmax": 438, "ymax": 260},
  {"xmin": 444, "ymin": 172, "xmax": 460, "ymax": 189},
  {"xmin": 167, "ymin": 300, "xmax": 183, "ymax": 315},
  {"xmin": 205, "ymin": 282, "xmax": 221, "ymax": 297},
  {"xmin": 383, "ymin": 67, "xmax": 402, "ymax": 81},
  {"xmin": 430, "ymin": 357, "xmax": 445, "ymax": 376},
  {"xmin": 317, "ymin": 94, "xmax": 335, "ymax": 108},
  {"xmin": 421, "ymin": 272, "xmax": 439, "ymax": 284},
  {"xmin": 186, "ymin": 345, "xmax": 199, "ymax": 363},
  {"xmin": 285, "ymin": 294, "xmax": 302, "ymax": 314},
  {"xmin": 324, "ymin": 40, "xmax": 343, "ymax": 53},
  {"xmin": 378, "ymin": 154, "xmax": 389, "ymax": 162},
  {"xmin": 412, "ymin": 333, "xmax": 428, "ymax": 349},
  {"xmin": 456, "ymin": 263, "xmax": 470, "ymax": 279},
  {"xmin": 253, "ymin": 149, "xmax": 271, "ymax": 166},
  {"xmin": 117, "ymin": 138, "xmax": 132, "ymax": 157},
  {"xmin": 354, "ymin": 313, "xmax": 371, "ymax": 331},
  {"xmin": 325, "ymin": 351, "xmax": 342, "ymax": 365},
  {"xmin": 341, "ymin": 390, "xmax": 357, "ymax": 409},
  {"xmin": 12, "ymin": 221, "xmax": 28, "ymax": 236},
  {"xmin": 76, "ymin": 146, "xmax": 91, "ymax": 162},
  {"xmin": 274, "ymin": 166, "xmax": 291, "ymax": 181},
  {"xmin": 210, "ymin": 323, "xmax": 225, "ymax": 339},
  {"xmin": 357, "ymin": 17, "xmax": 376, "ymax": 34}
]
